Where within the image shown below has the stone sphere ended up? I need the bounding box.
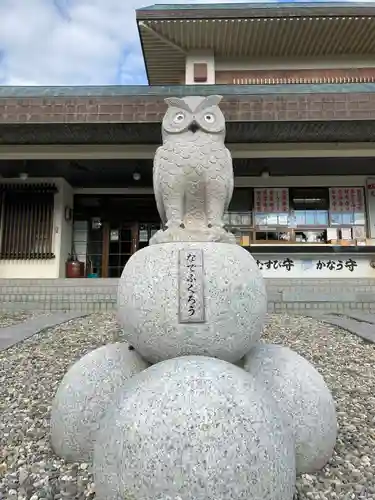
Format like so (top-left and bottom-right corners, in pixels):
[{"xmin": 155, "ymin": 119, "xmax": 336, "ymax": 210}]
[
  {"xmin": 244, "ymin": 344, "xmax": 337, "ymax": 474},
  {"xmin": 94, "ymin": 356, "xmax": 295, "ymax": 500},
  {"xmin": 117, "ymin": 242, "xmax": 267, "ymax": 364},
  {"xmin": 50, "ymin": 342, "xmax": 149, "ymax": 462}
]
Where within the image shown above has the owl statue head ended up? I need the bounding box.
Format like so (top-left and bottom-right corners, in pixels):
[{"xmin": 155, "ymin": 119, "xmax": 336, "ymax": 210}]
[{"xmin": 162, "ymin": 95, "xmax": 226, "ymax": 140}]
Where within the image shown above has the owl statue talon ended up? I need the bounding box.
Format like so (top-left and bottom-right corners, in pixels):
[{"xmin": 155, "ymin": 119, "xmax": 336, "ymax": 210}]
[{"xmin": 152, "ymin": 94, "xmax": 235, "ymax": 245}]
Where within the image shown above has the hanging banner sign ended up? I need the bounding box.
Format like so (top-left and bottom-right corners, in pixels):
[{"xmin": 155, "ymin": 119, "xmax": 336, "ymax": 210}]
[
  {"xmin": 254, "ymin": 188, "xmax": 289, "ymax": 213},
  {"xmin": 329, "ymin": 187, "xmax": 364, "ymax": 213}
]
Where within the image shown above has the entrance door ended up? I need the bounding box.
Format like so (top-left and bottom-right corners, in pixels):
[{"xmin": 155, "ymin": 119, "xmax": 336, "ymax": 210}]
[{"xmin": 103, "ymin": 222, "xmax": 138, "ymax": 278}]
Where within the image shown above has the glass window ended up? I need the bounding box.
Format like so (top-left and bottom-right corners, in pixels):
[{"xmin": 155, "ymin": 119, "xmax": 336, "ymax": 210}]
[
  {"xmin": 290, "ymin": 188, "xmax": 329, "ymax": 227},
  {"xmin": 316, "ymin": 210, "xmax": 329, "ymax": 225},
  {"xmin": 331, "ymin": 211, "xmax": 366, "ymax": 226},
  {"xmin": 293, "ymin": 210, "xmax": 329, "ymax": 226},
  {"xmin": 329, "ymin": 187, "xmax": 366, "ymax": 226},
  {"xmin": 254, "ymin": 213, "xmax": 289, "ymax": 226}
]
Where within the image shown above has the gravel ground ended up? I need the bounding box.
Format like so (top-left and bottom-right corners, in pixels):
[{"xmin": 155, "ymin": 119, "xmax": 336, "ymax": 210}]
[
  {"xmin": 0, "ymin": 312, "xmax": 50, "ymax": 328},
  {"xmin": 0, "ymin": 312, "xmax": 374, "ymax": 500}
]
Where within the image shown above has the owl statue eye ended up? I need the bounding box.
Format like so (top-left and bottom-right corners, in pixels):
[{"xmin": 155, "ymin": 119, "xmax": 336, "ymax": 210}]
[
  {"xmin": 173, "ymin": 112, "xmax": 185, "ymax": 123},
  {"xmin": 204, "ymin": 113, "xmax": 215, "ymax": 123}
]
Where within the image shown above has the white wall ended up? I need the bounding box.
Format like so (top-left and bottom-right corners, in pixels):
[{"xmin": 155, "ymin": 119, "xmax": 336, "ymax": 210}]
[
  {"xmin": 253, "ymin": 253, "xmax": 375, "ymax": 279},
  {"xmin": 0, "ymin": 177, "xmax": 73, "ymax": 279},
  {"xmin": 215, "ymin": 55, "xmax": 375, "ymax": 71},
  {"xmin": 185, "ymin": 50, "xmax": 216, "ymax": 84}
]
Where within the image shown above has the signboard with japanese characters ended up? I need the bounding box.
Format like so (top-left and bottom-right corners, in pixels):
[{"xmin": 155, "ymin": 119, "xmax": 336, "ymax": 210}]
[
  {"xmin": 178, "ymin": 249, "xmax": 205, "ymax": 323},
  {"xmin": 254, "ymin": 255, "xmax": 375, "ymax": 278},
  {"xmin": 329, "ymin": 187, "xmax": 364, "ymax": 213},
  {"xmin": 254, "ymin": 188, "xmax": 289, "ymax": 213}
]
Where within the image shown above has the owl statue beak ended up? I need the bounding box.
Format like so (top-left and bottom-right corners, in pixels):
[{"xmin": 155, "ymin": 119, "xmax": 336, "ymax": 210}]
[{"xmin": 188, "ymin": 120, "xmax": 200, "ymax": 133}]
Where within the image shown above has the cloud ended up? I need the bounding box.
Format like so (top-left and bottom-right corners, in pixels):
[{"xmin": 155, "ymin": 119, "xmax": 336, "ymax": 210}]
[{"xmin": 0, "ymin": 0, "xmax": 370, "ymax": 86}]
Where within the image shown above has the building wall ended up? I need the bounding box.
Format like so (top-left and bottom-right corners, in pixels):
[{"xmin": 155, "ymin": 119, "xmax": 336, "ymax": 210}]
[
  {"xmin": 0, "ymin": 278, "xmax": 374, "ymax": 314},
  {"xmin": 0, "ymin": 170, "xmax": 374, "ymax": 280},
  {"xmin": 0, "ymin": 178, "xmax": 73, "ymax": 279},
  {"xmin": 185, "ymin": 51, "xmax": 215, "ymax": 85}
]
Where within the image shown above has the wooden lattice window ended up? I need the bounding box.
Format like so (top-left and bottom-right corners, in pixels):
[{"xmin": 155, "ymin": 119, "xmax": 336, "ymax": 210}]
[{"xmin": 0, "ymin": 183, "xmax": 56, "ymax": 260}]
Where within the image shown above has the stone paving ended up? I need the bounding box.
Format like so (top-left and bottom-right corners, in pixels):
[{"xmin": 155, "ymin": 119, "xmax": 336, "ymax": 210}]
[
  {"xmin": 0, "ymin": 311, "xmax": 87, "ymax": 351},
  {"xmin": 306, "ymin": 310, "xmax": 375, "ymax": 343}
]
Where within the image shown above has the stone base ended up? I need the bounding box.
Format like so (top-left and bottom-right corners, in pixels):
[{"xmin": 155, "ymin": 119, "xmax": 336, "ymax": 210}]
[
  {"xmin": 50, "ymin": 342, "xmax": 149, "ymax": 462},
  {"xmin": 244, "ymin": 344, "xmax": 337, "ymax": 474},
  {"xmin": 149, "ymin": 225, "xmax": 236, "ymax": 245},
  {"xmin": 94, "ymin": 356, "xmax": 296, "ymax": 500},
  {"xmin": 117, "ymin": 242, "xmax": 267, "ymax": 364},
  {"xmin": 50, "ymin": 346, "xmax": 336, "ymax": 500}
]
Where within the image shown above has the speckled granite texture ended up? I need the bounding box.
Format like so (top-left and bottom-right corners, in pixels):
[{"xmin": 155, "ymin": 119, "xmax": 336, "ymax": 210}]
[
  {"xmin": 50, "ymin": 342, "xmax": 149, "ymax": 462},
  {"xmin": 93, "ymin": 356, "xmax": 296, "ymax": 500},
  {"xmin": 48, "ymin": 93, "xmax": 338, "ymax": 500},
  {"xmin": 244, "ymin": 343, "xmax": 338, "ymax": 474},
  {"xmin": 117, "ymin": 242, "xmax": 267, "ymax": 364}
]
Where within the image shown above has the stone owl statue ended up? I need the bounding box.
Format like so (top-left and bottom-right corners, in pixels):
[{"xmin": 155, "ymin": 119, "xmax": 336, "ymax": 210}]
[{"xmin": 150, "ymin": 95, "xmax": 235, "ymax": 245}]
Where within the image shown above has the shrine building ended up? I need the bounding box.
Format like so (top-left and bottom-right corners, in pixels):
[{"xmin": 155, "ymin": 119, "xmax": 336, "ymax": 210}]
[{"xmin": 1, "ymin": 2, "xmax": 375, "ymax": 311}]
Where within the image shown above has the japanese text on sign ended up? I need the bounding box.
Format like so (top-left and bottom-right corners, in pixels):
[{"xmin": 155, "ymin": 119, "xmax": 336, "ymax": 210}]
[
  {"xmin": 178, "ymin": 249, "xmax": 205, "ymax": 323},
  {"xmin": 256, "ymin": 259, "xmax": 294, "ymax": 271},
  {"xmin": 254, "ymin": 188, "xmax": 289, "ymax": 213},
  {"xmin": 316, "ymin": 259, "xmax": 357, "ymax": 272},
  {"xmin": 329, "ymin": 187, "xmax": 364, "ymax": 213},
  {"xmin": 256, "ymin": 258, "xmax": 358, "ymax": 273}
]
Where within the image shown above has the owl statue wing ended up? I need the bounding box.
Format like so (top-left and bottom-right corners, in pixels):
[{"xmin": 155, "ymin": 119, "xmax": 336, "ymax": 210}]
[
  {"xmin": 153, "ymin": 145, "xmax": 168, "ymax": 226},
  {"xmin": 224, "ymin": 147, "xmax": 234, "ymax": 212}
]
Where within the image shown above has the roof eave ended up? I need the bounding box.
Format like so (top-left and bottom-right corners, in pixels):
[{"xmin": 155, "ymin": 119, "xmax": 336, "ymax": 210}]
[
  {"xmin": 136, "ymin": 21, "xmax": 151, "ymax": 85},
  {"xmin": 136, "ymin": 3, "xmax": 375, "ymax": 21}
]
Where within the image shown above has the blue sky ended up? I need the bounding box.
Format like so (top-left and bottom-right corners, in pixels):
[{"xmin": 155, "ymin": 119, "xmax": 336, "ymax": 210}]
[{"xmin": 0, "ymin": 0, "xmax": 371, "ymax": 86}]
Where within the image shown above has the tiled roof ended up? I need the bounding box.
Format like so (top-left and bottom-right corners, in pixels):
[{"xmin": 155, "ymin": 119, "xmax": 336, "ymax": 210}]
[
  {"xmin": 138, "ymin": 2, "xmax": 375, "ymax": 11},
  {"xmin": 0, "ymin": 83, "xmax": 375, "ymax": 98},
  {"xmin": 137, "ymin": 2, "xmax": 375, "ymax": 17}
]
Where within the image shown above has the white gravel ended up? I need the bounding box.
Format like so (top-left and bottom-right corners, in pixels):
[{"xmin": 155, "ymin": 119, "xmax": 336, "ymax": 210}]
[{"xmin": 0, "ymin": 312, "xmax": 374, "ymax": 500}]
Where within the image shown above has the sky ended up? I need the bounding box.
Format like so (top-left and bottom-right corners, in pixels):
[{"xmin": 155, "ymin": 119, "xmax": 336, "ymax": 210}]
[{"xmin": 0, "ymin": 0, "xmax": 372, "ymax": 87}]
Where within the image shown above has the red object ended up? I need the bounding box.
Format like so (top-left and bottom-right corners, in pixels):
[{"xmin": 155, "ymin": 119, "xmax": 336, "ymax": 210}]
[{"xmin": 66, "ymin": 260, "xmax": 85, "ymax": 278}]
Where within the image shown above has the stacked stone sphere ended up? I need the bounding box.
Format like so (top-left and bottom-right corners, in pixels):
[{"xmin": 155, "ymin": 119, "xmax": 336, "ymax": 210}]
[
  {"xmin": 51, "ymin": 241, "xmax": 337, "ymax": 500},
  {"xmin": 50, "ymin": 96, "xmax": 337, "ymax": 500}
]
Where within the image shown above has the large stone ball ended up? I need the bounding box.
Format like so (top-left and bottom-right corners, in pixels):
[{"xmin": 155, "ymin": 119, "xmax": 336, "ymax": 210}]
[
  {"xmin": 117, "ymin": 242, "xmax": 267, "ymax": 364},
  {"xmin": 50, "ymin": 342, "xmax": 149, "ymax": 462},
  {"xmin": 244, "ymin": 344, "xmax": 337, "ymax": 474},
  {"xmin": 93, "ymin": 356, "xmax": 295, "ymax": 500}
]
